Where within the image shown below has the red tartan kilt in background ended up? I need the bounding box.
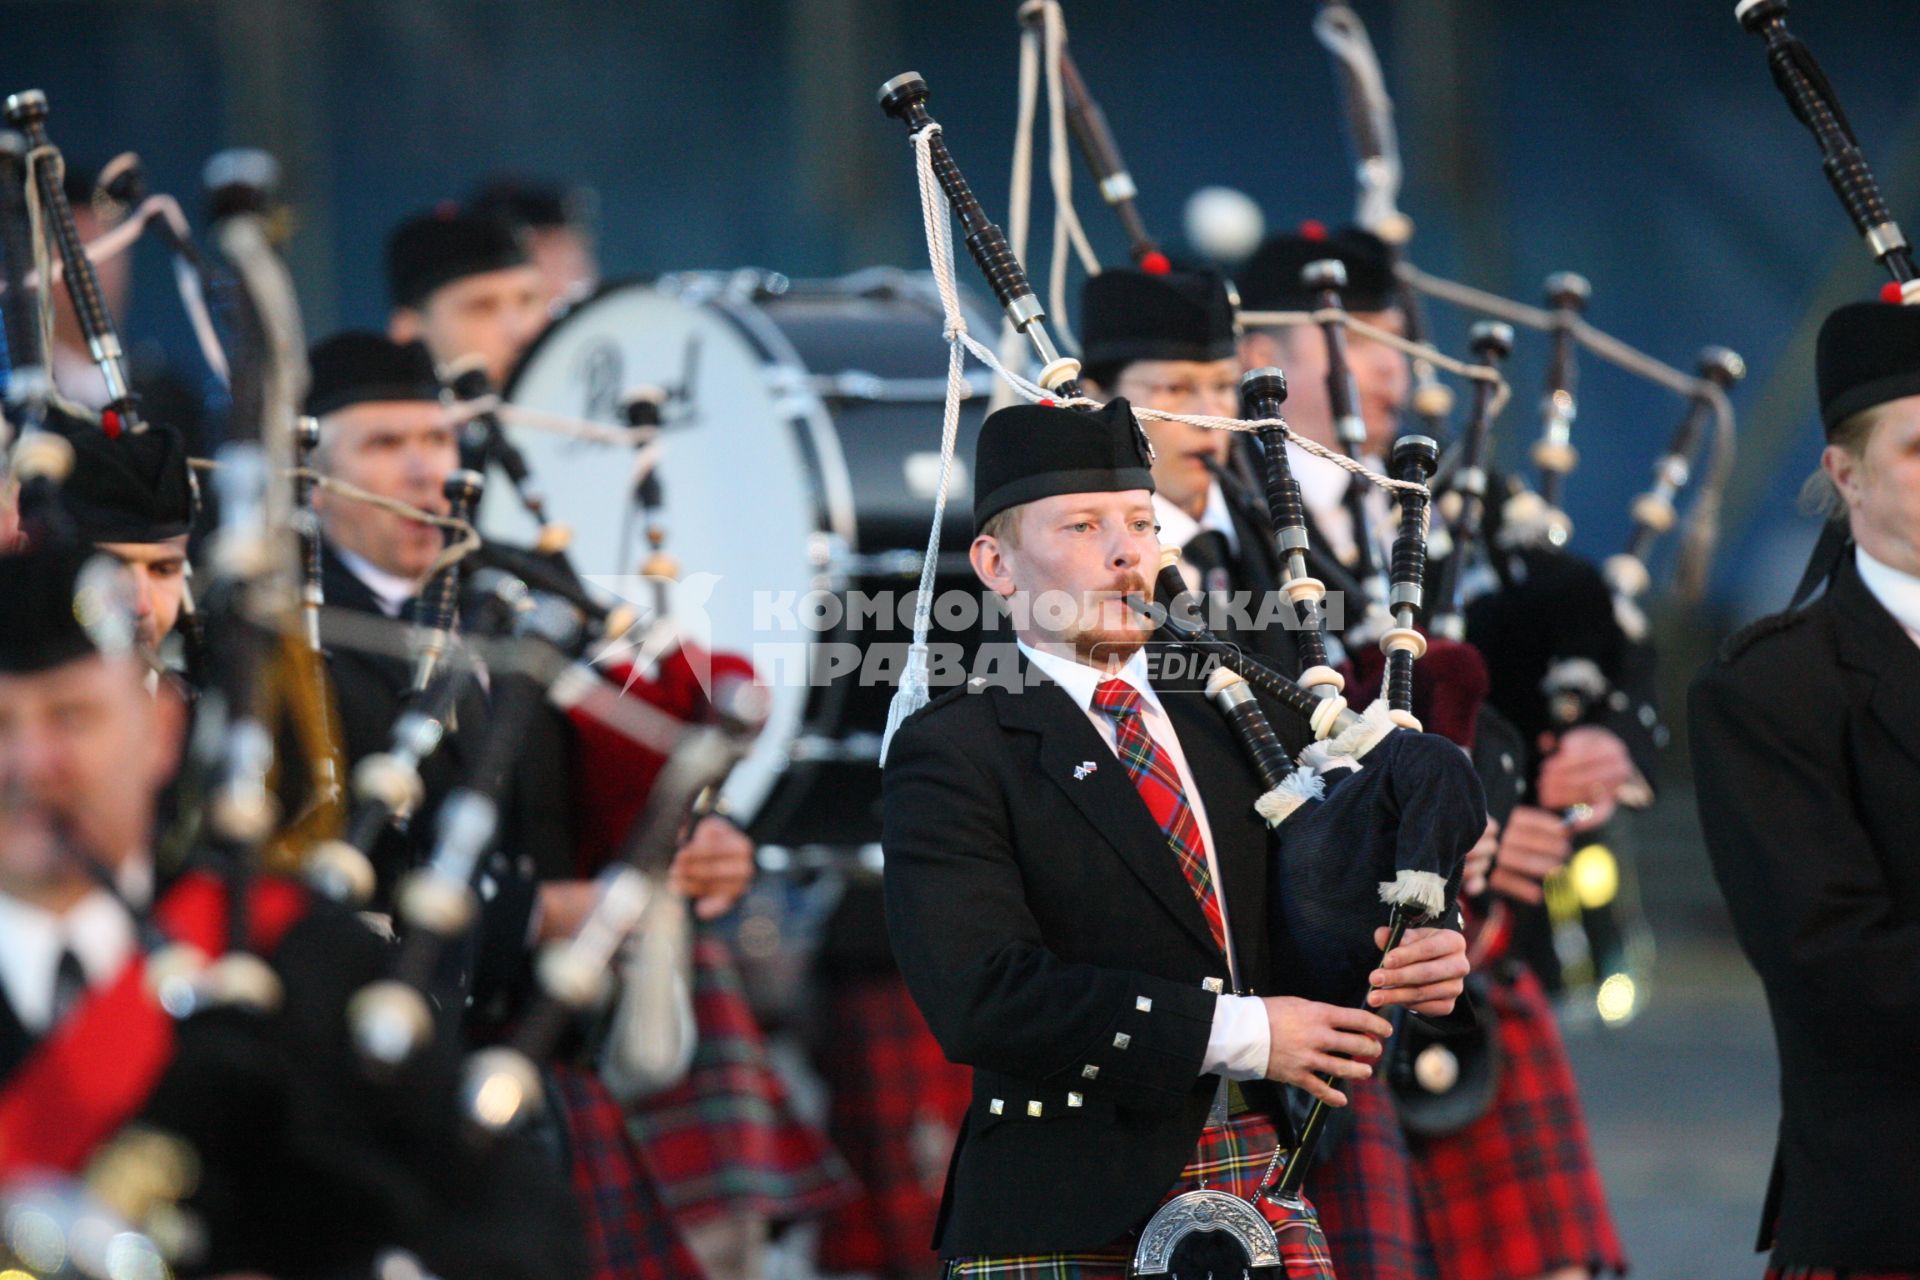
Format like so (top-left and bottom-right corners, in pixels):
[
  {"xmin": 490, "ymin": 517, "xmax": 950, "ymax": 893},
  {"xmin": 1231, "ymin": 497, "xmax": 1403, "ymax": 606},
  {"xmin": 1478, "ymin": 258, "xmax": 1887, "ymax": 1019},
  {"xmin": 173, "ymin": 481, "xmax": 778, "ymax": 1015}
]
[
  {"xmin": 1310, "ymin": 1073, "xmax": 1433, "ymax": 1280},
  {"xmin": 551, "ymin": 1063, "xmax": 706, "ymax": 1280},
  {"xmin": 627, "ymin": 933, "xmax": 860, "ymax": 1229},
  {"xmin": 1406, "ymin": 965, "xmax": 1628, "ymax": 1280},
  {"xmin": 813, "ymin": 974, "xmax": 972, "ymax": 1279}
]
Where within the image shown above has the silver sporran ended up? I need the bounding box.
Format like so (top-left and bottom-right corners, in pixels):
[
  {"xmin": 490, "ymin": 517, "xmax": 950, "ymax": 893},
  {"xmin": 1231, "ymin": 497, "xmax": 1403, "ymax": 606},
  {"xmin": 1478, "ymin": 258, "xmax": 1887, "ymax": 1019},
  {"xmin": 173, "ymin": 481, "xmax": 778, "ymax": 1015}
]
[{"xmin": 1131, "ymin": 1188, "xmax": 1281, "ymax": 1278}]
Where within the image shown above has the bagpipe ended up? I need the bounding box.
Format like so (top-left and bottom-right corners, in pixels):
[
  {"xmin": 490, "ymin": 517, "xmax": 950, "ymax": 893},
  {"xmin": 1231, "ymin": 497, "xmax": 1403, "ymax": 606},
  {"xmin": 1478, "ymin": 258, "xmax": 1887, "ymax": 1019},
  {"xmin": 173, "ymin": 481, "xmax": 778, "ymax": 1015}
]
[
  {"xmin": 875, "ymin": 57, "xmax": 1488, "ymax": 1273},
  {"xmin": 0, "ymin": 85, "xmax": 773, "ymax": 1269}
]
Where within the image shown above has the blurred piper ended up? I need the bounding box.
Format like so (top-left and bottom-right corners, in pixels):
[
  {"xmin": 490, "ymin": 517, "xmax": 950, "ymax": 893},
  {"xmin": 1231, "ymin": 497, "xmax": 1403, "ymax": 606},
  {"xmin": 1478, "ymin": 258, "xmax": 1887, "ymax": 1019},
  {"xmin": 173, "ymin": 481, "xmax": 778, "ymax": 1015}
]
[
  {"xmin": 0, "ymin": 542, "xmax": 584, "ymax": 1277},
  {"xmin": 40, "ymin": 412, "xmax": 194, "ymax": 657},
  {"xmin": 386, "ymin": 205, "xmax": 547, "ymax": 388},
  {"xmin": 1237, "ymin": 226, "xmax": 1407, "ymax": 581},
  {"xmin": 469, "ymin": 174, "xmax": 601, "ymax": 314}
]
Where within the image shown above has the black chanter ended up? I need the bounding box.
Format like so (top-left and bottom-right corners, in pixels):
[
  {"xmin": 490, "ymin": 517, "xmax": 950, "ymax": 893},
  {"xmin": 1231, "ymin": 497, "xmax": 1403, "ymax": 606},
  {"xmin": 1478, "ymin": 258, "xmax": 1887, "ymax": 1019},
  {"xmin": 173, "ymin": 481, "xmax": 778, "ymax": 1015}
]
[
  {"xmin": 457, "ymin": 680, "xmax": 763, "ymax": 1137},
  {"xmin": 878, "ymin": 72, "xmax": 1083, "ymax": 395},
  {"xmin": 2, "ymin": 90, "xmax": 143, "ymax": 430},
  {"xmin": 1014, "ymin": 0, "xmax": 1168, "ymax": 272},
  {"xmin": 1302, "ymin": 259, "xmax": 1392, "ymax": 607},
  {"xmin": 1237, "ymin": 367, "xmax": 1345, "ymax": 703},
  {"xmin": 1530, "ymin": 272, "xmax": 1591, "ymax": 530},
  {"xmin": 1604, "ymin": 346, "xmax": 1747, "ymax": 626},
  {"xmin": 346, "ymin": 670, "xmax": 548, "ymax": 1070},
  {"xmin": 1428, "ymin": 321, "xmax": 1515, "ymax": 640},
  {"xmin": 0, "ymin": 129, "xmax": 47, "ymax": 436},
  {"xmin": 0, "ymin": 127, "xmax": 74, "ymax": 547},
  {"xmin": 1382, "ymin": 435, "xmax": 1440, "ymax": 718},
  {"xmin": 444, "ymin": 356, "xmax": 552, "ymax": 528},
  {"xmin": 410, "ymin": 468, "xmax": 485, "ymax": 693},
  {"xmin": 1737, "ymin": 0, "xmax": 1918, "ymax": 300}
]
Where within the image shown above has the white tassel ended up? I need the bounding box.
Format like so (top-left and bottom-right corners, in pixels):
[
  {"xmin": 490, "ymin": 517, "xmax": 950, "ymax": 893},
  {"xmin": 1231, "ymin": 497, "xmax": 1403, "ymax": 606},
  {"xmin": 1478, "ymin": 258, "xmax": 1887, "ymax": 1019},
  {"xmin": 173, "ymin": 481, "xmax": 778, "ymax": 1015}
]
[
  {"xmin": 1312, "ymin": 698, "xmax": 1400, "ymax": 766},
  {"xmin": 880, "ymin": 641, "xmax": 932, "ymax": 765},
  {"xmin": 1378, "ymin": 868, "xmax": 1449, "ymax": 920},
  {"xmin": 1254, "ymin": 765, "xmax": 1325, "ymax": 828}
]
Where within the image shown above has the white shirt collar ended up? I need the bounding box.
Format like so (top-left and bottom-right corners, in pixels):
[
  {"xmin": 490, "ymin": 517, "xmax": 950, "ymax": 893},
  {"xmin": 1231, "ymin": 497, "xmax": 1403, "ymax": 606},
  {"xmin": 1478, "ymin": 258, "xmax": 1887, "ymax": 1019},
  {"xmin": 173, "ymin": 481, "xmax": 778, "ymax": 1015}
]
[
  {"xmin": 1153, "ymin": 481, "xmax": 1239, "ymax": 557},
  {"xmin": 0, "ymin": 888, "xmax": 138, "ymax": 1034},
  {"xmin": 1016, "ymin": 639, "xmax": 1165, "ymax": 718},
  {"xmin": 334, "ymin": 546, "xmax": 423, "ymax": 619},
  {"xmin": 1855, "ymin": 545, "xmax": 1920, "ymax": 647}
]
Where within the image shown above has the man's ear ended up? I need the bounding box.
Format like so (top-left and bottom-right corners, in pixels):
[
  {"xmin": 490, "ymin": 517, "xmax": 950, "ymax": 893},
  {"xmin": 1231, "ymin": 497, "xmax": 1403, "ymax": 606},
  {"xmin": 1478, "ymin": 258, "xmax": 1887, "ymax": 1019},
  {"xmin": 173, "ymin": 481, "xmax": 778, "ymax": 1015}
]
[
  {"xmin": 389, "ymin": 307, "xmax": 423, "ymax": 344},
  {"xmin": 1822, "ymin": 442, "xmax": 1862, "ymax": 508},
  {"xmin": 970, "ymin": 533, "xmax": 1016, "ymax": 599}
]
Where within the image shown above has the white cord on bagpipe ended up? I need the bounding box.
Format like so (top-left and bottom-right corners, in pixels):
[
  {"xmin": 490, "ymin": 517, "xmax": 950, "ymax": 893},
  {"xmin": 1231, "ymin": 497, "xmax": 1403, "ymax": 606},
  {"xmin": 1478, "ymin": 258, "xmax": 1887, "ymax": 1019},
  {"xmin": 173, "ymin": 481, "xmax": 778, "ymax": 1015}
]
[
  {"xmin": 879, "ymin": 125, "xmax": 975, "ymax": 763},
  {"xmin": 1313, "ymin": 2, "xmax": 1405, "ymax": 240},
  {"xmin": 16, "ymin": 146, "xmax": 231, "ymax": 395},
  {"xmin": 994, "ymin": 0, "xmax": 1099, "ymax": 411},
  {"xmin": 1397, "ymin": 261, "xmax": 1737, "ymax": 598},
  {"xmin": 880, "ymin": 124, "xmax": 1433, "ymax": 761},
  {"xmin": 1039, "ymin": 0, "xmax": 1099, "ymax": 349},
  {"xmin": 996, "ymin": 16, "xmax": 1042, "ymax": 411}
]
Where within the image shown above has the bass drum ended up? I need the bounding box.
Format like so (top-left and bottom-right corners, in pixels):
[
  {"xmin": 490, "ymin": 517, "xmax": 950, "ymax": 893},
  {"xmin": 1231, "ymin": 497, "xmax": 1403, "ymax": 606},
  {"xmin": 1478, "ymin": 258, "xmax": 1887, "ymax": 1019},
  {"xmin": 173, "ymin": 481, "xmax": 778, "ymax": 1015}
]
[{"xmin": 485, "ymin": 268, "xmax": 995, "ymax": 854}]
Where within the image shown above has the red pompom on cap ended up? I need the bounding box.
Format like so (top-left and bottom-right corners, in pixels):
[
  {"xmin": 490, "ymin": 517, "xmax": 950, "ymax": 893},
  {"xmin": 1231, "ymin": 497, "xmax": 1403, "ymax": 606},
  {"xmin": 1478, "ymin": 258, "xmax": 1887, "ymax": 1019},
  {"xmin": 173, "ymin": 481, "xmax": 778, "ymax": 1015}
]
[
  {"xmin": 1298, "ymin": 219, "xmax": 1329, "ymax": 242},
  {"xmin": 1138, "ymin": 250, "xmax": 1172, "ymax": 275},
  {"xmin": 1037, "ymin": 398, "xmax": 1056, "ymax": 407},
  {"xmin": 1881, "ymin": 280, "xmax": 1908, "ymax": 305},
  {"xmin": 100, "ymin": 409, "xmax": 122, "ymax": 439}
]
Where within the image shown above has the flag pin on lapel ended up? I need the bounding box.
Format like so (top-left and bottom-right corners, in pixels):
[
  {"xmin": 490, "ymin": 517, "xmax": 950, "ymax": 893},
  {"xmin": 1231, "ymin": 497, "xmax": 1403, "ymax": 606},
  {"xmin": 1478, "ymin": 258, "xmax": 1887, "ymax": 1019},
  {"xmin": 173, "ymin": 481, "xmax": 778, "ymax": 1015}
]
[{"xmin": 1073, "ymin": 760, "xmax": 1098, "ymax": 780}]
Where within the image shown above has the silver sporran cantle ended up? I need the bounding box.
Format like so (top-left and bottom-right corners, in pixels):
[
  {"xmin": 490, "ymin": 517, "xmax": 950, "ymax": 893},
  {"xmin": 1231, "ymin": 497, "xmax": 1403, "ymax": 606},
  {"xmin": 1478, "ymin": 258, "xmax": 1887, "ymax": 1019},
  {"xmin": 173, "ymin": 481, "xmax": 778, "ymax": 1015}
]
[{"xmin": 1131, "ymin": 1188, "xmax": 1281, "ymax": 1278}]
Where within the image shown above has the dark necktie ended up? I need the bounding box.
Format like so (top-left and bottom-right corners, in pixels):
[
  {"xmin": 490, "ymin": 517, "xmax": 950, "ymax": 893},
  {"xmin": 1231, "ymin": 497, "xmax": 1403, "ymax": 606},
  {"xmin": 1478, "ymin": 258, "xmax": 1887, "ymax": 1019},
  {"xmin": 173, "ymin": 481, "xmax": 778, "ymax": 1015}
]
[
  {"xmin": 1183, "ymin": 529, "xmax": 1235, "ymax": 598},
  {"xmin": 50, "ymin": 947, "xmax": 87, "ymax": 1025}
]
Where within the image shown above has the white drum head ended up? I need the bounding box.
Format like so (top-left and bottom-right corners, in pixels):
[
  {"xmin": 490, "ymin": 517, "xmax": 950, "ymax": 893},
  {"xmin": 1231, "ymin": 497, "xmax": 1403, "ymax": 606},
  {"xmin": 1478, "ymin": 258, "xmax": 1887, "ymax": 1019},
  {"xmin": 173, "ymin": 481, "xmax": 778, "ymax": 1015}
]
[{"xmin": 488, "ymin": 278, "xmax": 846, "ymax": 823}]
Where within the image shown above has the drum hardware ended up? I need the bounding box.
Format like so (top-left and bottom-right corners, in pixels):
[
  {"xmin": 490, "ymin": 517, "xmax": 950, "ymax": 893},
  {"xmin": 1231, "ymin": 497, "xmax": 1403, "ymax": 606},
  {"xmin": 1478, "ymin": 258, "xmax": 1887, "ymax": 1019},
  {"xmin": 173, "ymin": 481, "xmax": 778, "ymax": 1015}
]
[
  {"xmin": 838, "ymin": 549, "xmax": 974, "ymax": 579},
  {"xmin": 495, "ymin": 270, "xmax": 995, "ymax": 848},
  {"xmin": 810, "ymin": 370, "xmax": 992, "ymax": 402},
  {"xmin": 783, "ymin": 731, "xmax": 884, "ymax": 766}
]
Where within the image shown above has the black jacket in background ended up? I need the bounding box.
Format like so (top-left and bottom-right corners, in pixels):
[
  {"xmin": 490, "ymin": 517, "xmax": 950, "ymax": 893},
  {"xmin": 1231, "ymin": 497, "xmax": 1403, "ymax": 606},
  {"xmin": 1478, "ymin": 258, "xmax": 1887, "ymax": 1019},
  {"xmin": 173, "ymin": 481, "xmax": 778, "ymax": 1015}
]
[
  {"xmin": 1690, "ymin": 554, "xmax": 1920, "ymax": 1270},
  {"xmin": 0, "ymin": 890, "xmax": 586, "ymax": 1279},
  {"xmin": 319, "ymin": 542, "xmax": 576, "ymax": 1019}
]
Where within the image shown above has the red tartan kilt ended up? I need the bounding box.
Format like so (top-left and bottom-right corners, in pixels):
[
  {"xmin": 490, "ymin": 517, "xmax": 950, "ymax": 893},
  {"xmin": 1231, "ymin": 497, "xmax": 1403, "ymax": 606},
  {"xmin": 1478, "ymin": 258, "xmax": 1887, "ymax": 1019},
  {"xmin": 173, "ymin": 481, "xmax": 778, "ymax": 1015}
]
[
  {"xmin": 1309, "ymin": 1073, "xmax": 1430, "ymax": 1280},
  {"xmin": 946, "ymin": 1114, "xmax": 1336, "ymax": 1279},
  {"xmin": 813, "ymin": 974, "xmax": 972, "ymax": 1279},
  {"xmin": 550, "ymin": 1063, "xmax": 706, "ymax": 1280},
  {"xmin": 1406, "ymin": 965, "xmax": 1627, "ymax": 1280},
  {"xmin": 627, "ymin": 935, "xmax": 858, "ymax": 1228}
]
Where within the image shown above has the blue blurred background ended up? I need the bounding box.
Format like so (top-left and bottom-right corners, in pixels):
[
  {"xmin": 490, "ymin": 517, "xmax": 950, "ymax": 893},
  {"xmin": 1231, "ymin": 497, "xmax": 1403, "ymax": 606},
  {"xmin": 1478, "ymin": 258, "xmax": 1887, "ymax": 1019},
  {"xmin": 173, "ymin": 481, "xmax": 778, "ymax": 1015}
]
[
  {"xmin": 5, "ymin": 8, "xmax": 1916, "ymax": 1271},
  {"xmin": 8, "ymin": 0, "xmax": 1918, "ymax": 626}
]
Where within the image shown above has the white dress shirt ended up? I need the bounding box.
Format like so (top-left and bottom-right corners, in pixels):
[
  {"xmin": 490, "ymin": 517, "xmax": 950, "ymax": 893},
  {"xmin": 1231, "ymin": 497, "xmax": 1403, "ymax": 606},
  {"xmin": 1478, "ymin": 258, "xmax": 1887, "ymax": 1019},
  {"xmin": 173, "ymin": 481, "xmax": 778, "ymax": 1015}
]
[
  {"xmin": 334, "ymin": 546, "xmax": 421, "ymax": 619},
  {"xmin": 1154, "ymin": 482, "xmax": 1242, "ymax": 594},
  {"xmin": 1287, "ymin": 441, "xmax": 1389, "ymax": 565},
  {"xmin": 0, "ymin": 887, "xmax": 139, "ymax": 1035},
  {"xmin": 1017, "ymin": 641, "xmax": 1270, "ymax": 1082},
  {"xmin": 1855, "ymin": 545, "xmax": 1920, "ymax": 650}
]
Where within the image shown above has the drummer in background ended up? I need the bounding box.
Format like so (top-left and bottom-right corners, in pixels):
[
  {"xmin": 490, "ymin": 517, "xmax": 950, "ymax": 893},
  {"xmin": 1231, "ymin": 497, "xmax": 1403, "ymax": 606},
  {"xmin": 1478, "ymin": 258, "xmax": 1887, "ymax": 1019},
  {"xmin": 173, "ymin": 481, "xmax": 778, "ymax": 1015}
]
[
  {"xmin": 386, "ymin": 205, "xmax": 548, "ymax": 387},
  {"xmin": 469, "ymin": 175, "xmax": 602, "ymax": 314}
]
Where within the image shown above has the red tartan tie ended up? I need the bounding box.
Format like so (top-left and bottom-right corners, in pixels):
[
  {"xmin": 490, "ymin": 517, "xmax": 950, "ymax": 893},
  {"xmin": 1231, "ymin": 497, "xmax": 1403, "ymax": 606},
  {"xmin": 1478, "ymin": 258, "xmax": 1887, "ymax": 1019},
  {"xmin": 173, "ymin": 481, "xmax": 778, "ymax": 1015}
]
[{"xmin": 1093, "ymin": 678, "xmax": 1228, "ymax": 953}]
